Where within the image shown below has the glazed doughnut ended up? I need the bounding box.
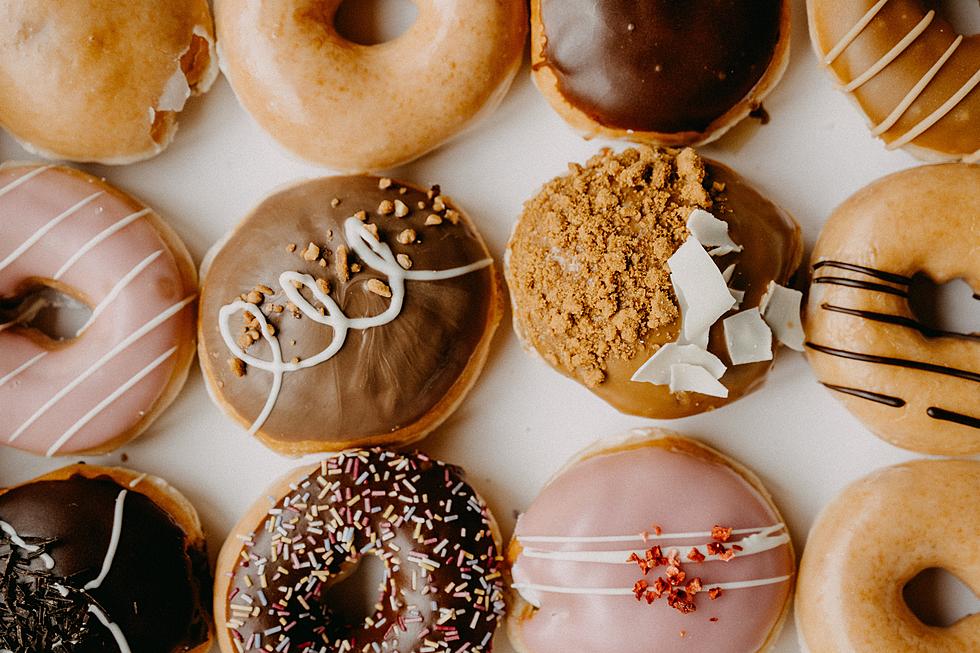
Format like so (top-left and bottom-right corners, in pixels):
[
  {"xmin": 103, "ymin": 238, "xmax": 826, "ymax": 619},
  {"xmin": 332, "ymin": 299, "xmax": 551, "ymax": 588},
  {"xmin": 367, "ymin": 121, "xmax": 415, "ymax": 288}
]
[
  {"xmin": 0, "ymin": 464, "xmax": 213, "ymax": 652},
  {"xmin": 804, "ymin": 163, "xmax": 980, "ymax": 455},
  {"xmin": 508, "ymin": 429, "xmax": 795, "ymax": 653},
  {"xmin": 198, "ymin": 175, "xmax": 500, "ymax": 454},
  {"xmin": 0, "ymin": 1, "xmax": 218, "ymax": 164},
  {"xmin": 215, "ymin": 0, "xmax": 527, "ymax": 172},
  {"xmin": 808, "ymin": 0, "xmax": 980, "ymax": 161},
  {"xmin": 530, "ymin": 0, "xmax": 791, "ymax": 146},
  {"xmin": 0, "ymin": 164, "xmax": 198, "ymax": 457},
  {"xmin": 506, "ymin": 147, "xmax": 803, "ymax": 418},
  {"xmin": 796, "ymin": 459, "xmax": 980, "ymax": 652},
  {"xmin": 214, "ymin": 448, "xmax": 506, "ymax": 653}
]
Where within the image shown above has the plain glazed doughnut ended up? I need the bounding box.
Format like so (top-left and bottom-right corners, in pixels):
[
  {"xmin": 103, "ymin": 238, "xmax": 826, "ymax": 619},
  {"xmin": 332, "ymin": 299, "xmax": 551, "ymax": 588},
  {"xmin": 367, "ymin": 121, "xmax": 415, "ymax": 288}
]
[
  {"xmin": 506, "ymin": 147, "xmax": 802, "ymax": 418},
  {"xmin": 807, "ymin": 0, "xmax": 980, "ymax": 161},
  {"xmin": 215, "ymin": 0, "xmax": 527, "ymax": 172},
  {"xmin": 0, "ymin": 464, "xmax": 213, "ymax": 652},
  {"xmin": 796, "ymin": 459, "xmax": 980, "ymax": 652},
  {"xmin": 530, "ymin": 0, "xmax": 792, "ymax": 146},
  {"xmin": 0, "ymin": 1, "xmax": 218, "ymax": 164},
  {"xmin": 0, "ymin": 164, "xmax": 198, "ymax": 457},
  {"xmin": 214, "ymin": 448, "xmax": 506, "ymax": 653},
  {"xmin": 198, "ymin": 175, "xmax": 501, "ymax": 454},
  {"xmin": 508, "ymin": 429, "xmax": 795, "ymax": 653},
  {"xmin": 804, "ymin": 163, "xmax": 980, "ymax": 455}
]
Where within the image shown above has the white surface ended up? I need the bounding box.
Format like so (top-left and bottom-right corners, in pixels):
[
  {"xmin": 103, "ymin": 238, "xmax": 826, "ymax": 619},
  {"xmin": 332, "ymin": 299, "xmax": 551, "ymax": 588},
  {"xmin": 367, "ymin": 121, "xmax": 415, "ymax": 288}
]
[{"xmin": 0, "ymin": 2, "xmax": 976, "ymax": 651}]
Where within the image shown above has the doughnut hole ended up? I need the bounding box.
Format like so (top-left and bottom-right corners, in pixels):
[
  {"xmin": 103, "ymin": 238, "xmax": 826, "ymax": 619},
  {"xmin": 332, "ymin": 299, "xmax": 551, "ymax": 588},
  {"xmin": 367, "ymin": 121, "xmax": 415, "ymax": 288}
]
[
  {"xmin": 321, "ymin": 552, "xmax": 389, "ymax": 632},
  {"xmin": 906, "ymin": 274, "xmax": 980, "ymax": 337},
  {"xmin": 334, "ymin": 0, "xmax": 418, "ymax": 45},
  {"xmin": 0, "ymin": 283, "xmax": 92, "ymax": 342},
  {"xmin": 903, "ymin": 567, "xmax": 980, "ymax": 628}
]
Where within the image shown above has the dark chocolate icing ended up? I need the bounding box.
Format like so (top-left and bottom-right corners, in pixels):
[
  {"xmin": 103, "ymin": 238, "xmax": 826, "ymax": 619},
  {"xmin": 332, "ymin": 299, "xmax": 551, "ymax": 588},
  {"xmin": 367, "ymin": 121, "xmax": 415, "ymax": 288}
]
[
  {"xmin": 0, "ymin": 474, "xmax": 210, "ymax": 653},
  {"xmin": 199, "ymin": 176, "xmax": 496, "ymax": 446},
  {"xmin": 224, "ymin": 449, "xmax": 505, "ymax": 652},
  {"xmin": 538, "ymin": 0, "xmax": 783, "ymax": 133}
]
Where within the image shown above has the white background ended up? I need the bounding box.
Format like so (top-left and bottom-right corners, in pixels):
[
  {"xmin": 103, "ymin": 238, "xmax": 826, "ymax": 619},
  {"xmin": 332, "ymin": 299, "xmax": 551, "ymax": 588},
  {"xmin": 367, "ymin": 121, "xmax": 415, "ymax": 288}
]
[{"xmin": 1, "ymin": 1, "xmax": 977, "ymax": 651}]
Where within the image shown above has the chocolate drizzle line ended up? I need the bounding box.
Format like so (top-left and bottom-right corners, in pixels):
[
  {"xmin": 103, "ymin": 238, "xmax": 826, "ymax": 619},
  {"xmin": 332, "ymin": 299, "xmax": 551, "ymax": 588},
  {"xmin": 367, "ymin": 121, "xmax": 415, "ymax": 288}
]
[
  {"xmin": 926, "ymin": 407, "xmax": 980, "ymax": 429},
  {"xmin": 821, "ymin": 383, "xmax": 906, "ymax": 407},
  {"xmin": 811, "ymin": 276, "xmax": 908, "ymax": 297},
  {"xmin": 811, "ymin": 260, "xmax": 911, "ymax": 285},
  {"xmin": 805, "ymin": 342, "xmax": 980, "ymax": 383},
  {"xmin": 820, "ymin": 304, "xmax": 980, "ymax": 341}
]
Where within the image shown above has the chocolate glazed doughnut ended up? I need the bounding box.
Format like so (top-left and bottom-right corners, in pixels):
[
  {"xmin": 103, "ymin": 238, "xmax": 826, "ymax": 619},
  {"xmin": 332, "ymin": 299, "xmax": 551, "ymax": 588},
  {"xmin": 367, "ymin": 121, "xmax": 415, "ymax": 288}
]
[
  {"xmin": 0, "ymin": 465, "xmax": 212, "ymax": 652},
  {"xmin": 531, "ymin": 0, "xmax": 791, "ymax": 145},
  {"xmin": 199, "ymin": 176, "xmax": 501, "ymax": 454}
]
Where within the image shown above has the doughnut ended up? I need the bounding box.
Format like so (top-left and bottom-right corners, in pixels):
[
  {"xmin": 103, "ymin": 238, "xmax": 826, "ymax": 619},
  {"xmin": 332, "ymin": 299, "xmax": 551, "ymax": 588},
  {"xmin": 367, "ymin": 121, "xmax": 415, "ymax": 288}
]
[
  {"xmin": 506, "ymin": 147, "xmax": 803, "ymax": 418},
  {"xmin": 0, "ymin": 1, "xmax": 218, "ymax": 164},
  {"xmin": 0, "ymin": 164, "xmax": 198, "ymax": 457},
  {"xmin": 214, "ymin": 448, "xmax": 506, "ymax": 653},
  {"xmin": 198, "ymin": 175, "xmax": 501, "ymax": 454},
  {"xmin": 807, "ymin": 0, "xmax": 980, "ymax": 162},
  {"xmin": 530, "ymin": 1, "xmax": 792, "ymax": 146},
  {"xmin": 796, "ymin": 459, "xmax": 980, "ymax": 651},
  {"xmin": 214, "ymin": 0, "xmax": 527, "ymax": 172},
  {"xmin": 0, "ymin": 464, "xmax": 213, "ymax": 652},
  {"xmin": 508, "ymin": 429, "xmax": 795, "ymax": 653},
  {"xmin": 804, "ymin": 163, "xmax": 980, "ymax": 455}
]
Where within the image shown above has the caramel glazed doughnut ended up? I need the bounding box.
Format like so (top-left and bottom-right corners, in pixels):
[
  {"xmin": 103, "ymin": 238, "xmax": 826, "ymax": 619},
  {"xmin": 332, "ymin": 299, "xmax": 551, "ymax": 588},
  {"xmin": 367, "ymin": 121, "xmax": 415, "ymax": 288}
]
[
  {"xmin": 805, "ymin": 163, "xmax": 980, "ymax": 455},
  {"xmin": 215, "ymin": 0, "xmax": 527, "ymax": 172},
  {"xmin": 530, "ymin": 0, "xmax": 791, "ymax": 146},
  {"xmin": 199, "ymin": 175, "xmax": 501, "ymax": 454},
  {"xmin": 797, "ymin": 459, "xmax": 980, "ymax": 652},
  {"xmin": 508, "ymin": 430, "xmax": 795, "ymax": 653},
  {"xmin": 0, "ymin": 165, "xmax": 198, "ymax": 457},
  {"xmin": 808, "ymin": 0, "xmax": 980, "ymax": 161},
  {"xmin": 214, "ymin": 448, "xmax": 506, "ymax": 653},
  {"xmin": 506, "ymin": 147, "xmax": 804, "ymax": 418},
  {"xmin": 0, "ymin": 464, "xmax": 213, "ymax": 652},
  {"xmin": 0, "ymin": 1, "xmax": 218, "ymax": 164}
]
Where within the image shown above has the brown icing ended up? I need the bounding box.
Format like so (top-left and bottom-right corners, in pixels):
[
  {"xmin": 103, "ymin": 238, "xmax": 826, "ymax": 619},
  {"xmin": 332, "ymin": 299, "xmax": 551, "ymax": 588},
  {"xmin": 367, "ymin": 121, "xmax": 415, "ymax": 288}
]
[
  {"xmin": 537, "ymin": 0, "xmax": 784, "ymax": 133},
  {"xmin": 199, "ymin": 176, "xmax": 496, "ymax": 448}
]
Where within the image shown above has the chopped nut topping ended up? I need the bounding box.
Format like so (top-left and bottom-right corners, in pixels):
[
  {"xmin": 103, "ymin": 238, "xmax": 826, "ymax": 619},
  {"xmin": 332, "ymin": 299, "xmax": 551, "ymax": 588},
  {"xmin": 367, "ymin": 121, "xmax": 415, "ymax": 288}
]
[
  {"xmin": 425, "ymin": 214, "xmax": 443, "ymax": 226},
  {"xmin": 397, "ymin": 229, "xmax": 416, "ymax": 244},
  {"xmin": 444, "ymin": 209, "xmax": 460, "ymax": 225},
  {"xmin": 229, "ymin": 358, "xmax": 246, "ymax": 377},
  {"xmin": 398, "ymin": 187, "xmax": 407, "ymax": 195},
  {"xmin": 432, "ymin": 196, "xmax": 446, "ymax": 212},
  {"xmin": 331, "ymin": 197, "xmax": 341, "ymax": 208},
  {"xmin": 286, "ymin": 242, "xmax": 296, "ymax": 253},
  {"xmin": 427, "ymin": 184, "xmax": 440, "ymax": 200},
  {"xmin": 318, "ymin": 258, "xmax": 327, "ymax": 267},
  {"xmin": 316, "ymin": 278, "xmax": 330, "ymax": 295},
  {"xmin": 367, "ymin": 279, "xmax": 392, "ymax": 298},
  {"xmin": 245, "ymin": 291, "xmax": 263, "ymax": 304},
  {"xmin": 256, "ymin": 284, "xmax": 274, "ymax": 295},
  {"xmin": 394, "ymin": 199, "xmax": 409, "ymax": 217},
  {"xmin": 363, "ymin": 223, "xmax": 379, "ymax": 239},
  {"xmin": 291, "ymin": 356, "xmax": 300, "ymax": 364},
  {"xmin": 350, "ymin": 263, "xmax": 362, "ymax": 273},
  {"xmin": 396, "ymin": 253, "xmax": 413, "ymax": 269},
  {"xmin": 378, "ymin": 177, "xmax": 393, "ymax": 190},
  {"xmin": 417, "ymin": 201, "xmax": 426, "ymax": 210},
  {"xmin": 354, "ymin": 210, "xmax": 367, "ymax": 221},
  {"xmin": 290, "ymin": 280, "xmax": 303, "ymax": 289},
  {"xmin": 335, "ymin": 246, "xmax": 350, "ymax": 282},
  {"xmin": 302, "ymin": 242, "xmax": 320, "ymax": 261},
  {"xmin": 265, "ymin": 323, "xmax": 276, "ymax": 336},
  {"xmin": 271, "ymin": 304, "xmax": 284, "ymax": 313},
  {"xmin": 246, "ymin": 329, "xmax": 260, "ymax": 341},
  {"xmin": 378, "ymin": 200, "xmax": 394, "ymax": 215}
]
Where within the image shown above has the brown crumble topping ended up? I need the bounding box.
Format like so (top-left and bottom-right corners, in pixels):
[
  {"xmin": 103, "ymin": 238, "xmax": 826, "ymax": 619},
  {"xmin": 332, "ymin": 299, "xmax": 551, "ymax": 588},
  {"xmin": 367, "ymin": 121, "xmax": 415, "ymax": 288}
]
[
  {"xmin": 315, "ymin": 278, "xmax": 330, "ymax": 295},
  {"xmin": 367, "ymin": 279, "xmax": 392, "ymax": 298}
]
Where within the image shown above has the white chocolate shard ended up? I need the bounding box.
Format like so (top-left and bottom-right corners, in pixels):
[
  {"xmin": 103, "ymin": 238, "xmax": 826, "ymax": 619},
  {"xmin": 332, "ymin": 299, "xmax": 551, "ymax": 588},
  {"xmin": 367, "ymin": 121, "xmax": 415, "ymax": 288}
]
[
  {"xmin": 631, "ymin": 342, "xmax": 726, "ymax": 385},
  {"xmin": 668, "ymin": 363, "xmax": 729, "ymax": 397},
  {"xmin": 760, "ymin": 281, "xmax": 805, "ymax": 351},
  {"xmin": 687, "ymin": 209, "xmax": 743, "ymax": 257},
  {"xmin": 668, "ymin": 236, "xmax": 736, "ymax": 344},
  {"xmin": 724, "ymin": 308, "xmax": 774, "ymax": 365}
]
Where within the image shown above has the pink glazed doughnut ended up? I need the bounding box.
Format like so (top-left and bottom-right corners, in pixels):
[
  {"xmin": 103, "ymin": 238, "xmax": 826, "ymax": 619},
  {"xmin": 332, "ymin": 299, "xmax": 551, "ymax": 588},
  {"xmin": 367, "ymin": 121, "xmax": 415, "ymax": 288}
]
[
  {"xmin": 508, "ymin": 429, "xmax": 795, "ymax": 653},
  {"xmin": 0, "ymin": 164, "xmax": 197, "ymax": 456}
]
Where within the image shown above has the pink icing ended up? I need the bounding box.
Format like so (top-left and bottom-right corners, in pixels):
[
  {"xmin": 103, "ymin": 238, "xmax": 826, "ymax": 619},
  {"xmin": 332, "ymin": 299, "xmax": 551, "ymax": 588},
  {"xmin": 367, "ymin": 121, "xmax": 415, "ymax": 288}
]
[
  {"xmin": 0, "ymin": 165, "xmax": 194, "ymax": 456},
  {"xmin": 511, "ymin": 438, "xmax": 794, "ymax": 652}
]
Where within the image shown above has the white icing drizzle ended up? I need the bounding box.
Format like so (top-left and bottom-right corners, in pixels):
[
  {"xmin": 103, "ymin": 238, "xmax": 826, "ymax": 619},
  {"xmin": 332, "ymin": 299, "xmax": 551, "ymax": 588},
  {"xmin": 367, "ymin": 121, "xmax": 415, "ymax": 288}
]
[
  {"xmin": 87, "ymin": 603, "xmax": 133, "ymax": 653},
  {"xmin": 7, "ymin": 296, "xmax": 195, "ymax": 443},
  {"xmin": 218, "ymin": 216, "xmax": 492, "ymax": 434},
  {"xmin": 517, "ymin": 525, "xmax": 778, "ymax": 544},
  {"xmin": 843, "ymin": 11, "xmax": 935, "ymax": 92},
  {"xmin": 54, "ymin": 209, "xmax": 152, "ymax": 280},
  {"xmin": 0, "ymin": 165, "xmax": 52, "ymax": 199},
  {"xmin": 52, "ymin": 583, "xmax": 70, "ymax": 597},
  {"xmin": 823, "ymin": 0, "xmax": 890, "ymax": 64},
  {"xmin": 520, "ymin": 524, "xmax": 789, "ymax": 564},
  {"xmin": 886, "ymin": 67, "xmax": 980, "ymax": 149},
  {"xmin": 77, "ymin": 250, "xmax": 164, "ymax": 334},
  {"xmin": 83, "ymin": 490, "xmax": 127, "ymax": 590},
  {"xmin": 128, "ymin": 473, "xmax": 147, "ymax": 488},
  {"xmin": 0, "ymin": 520, "xmax": 54, "ymax": 569},
  {"xmin": 45, "ymin": 347, "xmax": 178, "ymax": 456},
  {"xmin": 0, "ymin": 191, "xmax": 104, "ymax": 273},
  {"xmin": 0, "ymin": 351, "xmax": 47, "ymax": 387},
  {"xmin": 512, "ymin": 575, "xmax": 792, "ymax": 597}
]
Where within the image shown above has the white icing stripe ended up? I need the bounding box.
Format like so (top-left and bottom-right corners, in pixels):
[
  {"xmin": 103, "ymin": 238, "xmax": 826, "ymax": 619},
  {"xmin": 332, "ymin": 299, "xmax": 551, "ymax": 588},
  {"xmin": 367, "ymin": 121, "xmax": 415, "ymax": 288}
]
[
  {"xmin": 517, "ymin": 525, "xmax": 780, "ymax": 544},
  {"xmin": 513, "ymin": 575, "xmax": 792, "ymax": 597},
  {"xmin": 46, "ymin": 347, "xmax": 178, "ymax": 456},
  {"xmin": 886, "ymin": 67, "xmax": 980, "ymax": 149},
  {"xmin": 0, "ymin": 165, "xmax": 52, "ymax": 199},
  {"xmin": 0, "ymin": 520, "xmax": 54, "ymax": 569},
  {"xmin": 843, "ymin": 11, "xmax": 935, "ymax": 92},
  {"xmin": 128, "ymin": 473, "xmax": 148, "ymax": 488},
  {"xmin": 83, "ymin": 490, "xmax": 127, "ymax": 589},
  {"xmin": 87, "ymin": 604, "xmax": 133, "ymax": 653},
  {"xmin": 78, "ymin": 250, "xmax": 164, "ymax": 334},
  {"xmin": 218, "ymin": 217, "xmax": 493, "ymax": 433},
  {"xmin": 520, "ymin": 527, "xmax": 789, "ymax": 564},
  {"xmin": 7, "ymin": 295, "xmax": 194, "ymax": 443},
  {"xmin": 0, "ymin": 191, "xmax": 103, "ymax": 273},
  {"xmin": 823, "ymin": 0, "xmax": 890, "ymax": 64},
  {"xmin": 872, "ymin": 35, "xmax": 963, "ymax": 136},
  {"xmin": 0, "ymin": 351, "xmax": 47, "ymax": 387},
  {"xmin": 54, "ymin": 208, "xmax": 152, "ymax": 280}
]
